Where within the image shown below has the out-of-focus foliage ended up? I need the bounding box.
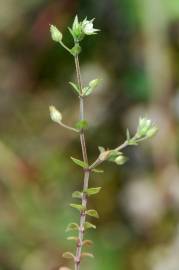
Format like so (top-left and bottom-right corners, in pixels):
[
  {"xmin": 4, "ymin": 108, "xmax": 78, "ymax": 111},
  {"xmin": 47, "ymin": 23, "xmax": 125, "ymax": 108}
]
[{"xmin": 0, "ymin": 0, "xmax": 179, "ymax": 269}]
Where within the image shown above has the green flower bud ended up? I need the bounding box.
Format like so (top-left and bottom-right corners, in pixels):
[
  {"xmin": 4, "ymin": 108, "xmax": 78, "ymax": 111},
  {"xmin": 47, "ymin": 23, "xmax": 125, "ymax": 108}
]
[
  {"xmin": 115, "ymin": 155, "xmax": 127, "ymax": 165},
  {"xmin": 49, "ymin": 105, "xmax": 62, "ymax": 123},
  {"xmin": 146, "ymin": 126, "xmax": 158, "ymax": 138},
  {"xmin": 50, "ymin": 25, "xmax": 63, "ymax": 43},
  {"xmin": 71, "ymin": 15, "xmax": 84, "ymax": 42},
  {"xmin": 136, "ymin": 117, "xmax": 158, "ymax": 139}
]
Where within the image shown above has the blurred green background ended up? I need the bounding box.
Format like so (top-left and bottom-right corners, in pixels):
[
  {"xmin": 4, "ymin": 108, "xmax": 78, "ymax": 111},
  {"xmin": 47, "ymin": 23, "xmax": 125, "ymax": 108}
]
[{"xmin": 0, "ymin": 0, "xmax": 179, "ymax": 269}]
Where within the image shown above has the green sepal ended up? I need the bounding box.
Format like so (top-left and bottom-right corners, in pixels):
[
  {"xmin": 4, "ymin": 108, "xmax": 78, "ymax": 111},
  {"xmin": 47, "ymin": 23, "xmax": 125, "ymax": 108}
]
[
  {"xmin": 71, "ymin": 157, "xmax": 88, "ymax": 168},
  {"xmin": 86, "ymin": 209, "xmax": 99, "ymax": 218},
  {"xmin": 62, "ymin": 252, "xmax": 75, "ymax": 260},
  {"xmin": 107, "ymin": 150, "xmax": 122, "ymax": 162},
  {"xmin": 70, "ymin": 203, "xmax": 86, "ymax": 212},
  {"xmin": 68, "ymin": 27, "xmax": 74, "ymax": 37},
  {"xmin": 72, "ymin": 191, "xmax": 82, "ymax": 199},
  {"xmin": 69, "ymin": 82, "xmax": 80, "ymax": 95},
  {"xmin": 84, "ymin": 222, "xmax": 96, "ymax": 230},
  {"xmin": 84, "ymin": 187, "xmax": 102, "ymax": 196},
  {"xmin": 66, "ymin": 223, "xmax": 79, "ymax": 232},
  {"xmin": 92, "ymin": 169, "xmax": 104, "ymax": 173},
  {"xmin": 75, "ymin": 120, "xmax": 88, "ymax": 130},
  {"xmin": 81, "ymin": 252, "xmax": 94, "ymax": 258}
]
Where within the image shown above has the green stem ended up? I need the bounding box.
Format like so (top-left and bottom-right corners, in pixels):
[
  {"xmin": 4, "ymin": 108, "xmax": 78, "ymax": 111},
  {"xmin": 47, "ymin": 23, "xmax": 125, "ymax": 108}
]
[
  {"xmin": 58, "ymin": 121, "xmax": 79, "ymax": 133},
  {"xmin": 74, "ymin": 52, "xmax": 90, "ymax": 270}
]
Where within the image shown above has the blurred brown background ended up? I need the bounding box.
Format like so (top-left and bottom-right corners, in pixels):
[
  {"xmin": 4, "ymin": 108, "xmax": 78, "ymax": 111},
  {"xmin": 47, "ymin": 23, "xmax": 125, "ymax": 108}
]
[{"xmin": 0, "ymin": 0, "xmax": 179, "ymax": 269}]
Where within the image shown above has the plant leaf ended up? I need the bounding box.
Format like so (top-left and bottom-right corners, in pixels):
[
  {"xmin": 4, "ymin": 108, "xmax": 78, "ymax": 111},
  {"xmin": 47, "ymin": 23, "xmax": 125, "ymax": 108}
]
[
  {"xmin": 126, "ymin": 128, "xmax": 130, "ymax": 141},
  {"xmin": 62, "ymin": 252, "xmax": 75, "ymax": 260},
  {"xmin": 81, "ymin": 252, "xmax": 94, "ymax": 258},
  {"xmin": 92, "ymin": 169, "xmax": 104, "ymax": 173},
  {"xmin": 71, "ymin": 157, "xmax": 88, "ymax": 168},
  {"xmin": 86, "ymin": 209, "xmax": 99, "ymax": 218},
  {"xmin": 83, "ymin": 79, "xmax": 101, "ymax": 96},
  {"xmin": 75, "ymin": 120, "xmax": 88, "ymax": 130},
  {"xmin": 72, "ymin": 191, "xmax": 82, "ymax": 199},
  {"xmin": 84, "ymin": 187, "xmax": 102, "ymax": 196},
  {"xmin": 66, "ymin": 223, "xmax": 79, "ymax": 232},
  {"xmin": 84, "ymin": 222, "xmax": 96, "ymax": 230},
  {"xmin": 69, "ymin": 82, "xmax": 80, "ymax": 95},
  {"xmin": 70, "ymin": 204, "xmax": 85, "ymax": 212},
  {"xmin": 82, "ymin": 240, "xmax": 93, "ymax": 246},
  {"xmin": 67, "ymin": 236, "xmax": 78, "ymax": 241}
]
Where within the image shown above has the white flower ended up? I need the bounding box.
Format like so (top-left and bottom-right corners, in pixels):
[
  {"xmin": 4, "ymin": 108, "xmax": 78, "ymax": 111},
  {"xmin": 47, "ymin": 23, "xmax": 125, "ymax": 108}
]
[{"xmin": 82, "ymin": 19, "xmax": 99, "ymax": 35}]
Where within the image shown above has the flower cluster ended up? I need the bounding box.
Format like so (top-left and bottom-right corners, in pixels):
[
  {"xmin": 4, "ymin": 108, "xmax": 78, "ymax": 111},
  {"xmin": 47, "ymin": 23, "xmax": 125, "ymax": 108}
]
[
  {"xmin": 50, "ymin": 15, "xmax": 99, "ymax": 49},
  {"xmin": 135, "ymin": 117, "xmax": 158, "ymax": 139},
  {"xmin": 69, "ymin": 16, "xmax": 99, "ymax": 42}
]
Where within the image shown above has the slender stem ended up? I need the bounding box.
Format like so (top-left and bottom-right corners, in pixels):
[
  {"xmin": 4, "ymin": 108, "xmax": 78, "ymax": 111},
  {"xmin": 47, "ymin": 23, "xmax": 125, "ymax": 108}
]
[
  {"xmin": 57, "ymin": 121, "xmax": 79, "ymax": 133},
  {"xmin": 89, "ymin": 141, "xmax": 129, "ymax": 170},
  {"xmin": 60, "ymin": 41, "xmax": 72, "ymax": 54},
  {"xmin": 74, "ymin": 52, "xmax": 89, "ymax": 270}
]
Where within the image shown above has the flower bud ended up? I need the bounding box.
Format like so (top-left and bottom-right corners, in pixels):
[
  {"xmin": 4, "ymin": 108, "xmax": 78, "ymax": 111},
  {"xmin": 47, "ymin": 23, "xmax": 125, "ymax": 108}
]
[
  {"xmin": 146, "ymin": 126, "xmax": 158, "ymax": 138},
  {"xmin": 71, "ymin": 15, "xmax": 84, "ymax": 42},
  {"xmin": 50, "ymin": 25, "xmax": 63, "ymax": 43},
  {"xmin": 115, "ymin": 155, "xmax": 127, "ymax": 165},
  {"xmin": 136, "ymin": 117, "xmax": 157, "ymax": 138},
  {"xmin": 49, "ymin": 105, "xmax": 62, "ymax": 123}
]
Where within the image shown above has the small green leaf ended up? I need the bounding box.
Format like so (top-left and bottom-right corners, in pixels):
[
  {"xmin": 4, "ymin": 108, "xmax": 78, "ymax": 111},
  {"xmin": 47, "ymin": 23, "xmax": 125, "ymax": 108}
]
[
  {"xmin": 62, "ymin": 252, "xmax": 75, "ymax": 260},
  {"xmin": 70, "ymin": 204, "xmax": 85, "ymax": 212},
  {"xmin": 69, "ymin": 82, "xmax": 80, "ymax": 95},
  {"xmin": 72, "ymin": 191, "xmax": 82, "ymax": 199},
  {"xmin": 82, "ymin": 240, "xmax": 93, "ymax": 246},
  {"xmin": 66, "ymin": 223, "xmax": 79, "ymax": 232},
  {"xmin": 84, "ymin": 187, "xmax": 102, "ymax": 196},
  {"xmin": 126, "ymin": 129, "xmax": 130, "ymax": 141},
  {"xmin": 75, "ymin": 120, "xmax": 88, "ymax": 130},
  {"xmin": 81, "ymin": 252, "xmax": 94, "ymax": 258},
  {"xmin": 83, "ymin": 79, "xmax": 101, "ymax": 96},
  {"xmin": 71, "ymin": 157, "xmax": 88, "ymax": 168},
  {"xmin": 84, "ymin": 222, "xmax": 96, "ymax": 230},
  {"xmin": 67, "ymin": 236, "xmax": 78, "ymax": 241},
  {"xmin": 92, "ymin": 169, "xmax": 104, "ymax": 173},
  {"xmin": 86, "ymin": 209, "xmax": 99, "ymax": 218}
]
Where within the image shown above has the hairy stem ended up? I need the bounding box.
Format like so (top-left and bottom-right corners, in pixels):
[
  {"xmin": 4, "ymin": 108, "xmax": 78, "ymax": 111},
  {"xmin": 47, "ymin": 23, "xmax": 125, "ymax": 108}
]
[{"xmin": 74, "ymin": 53, "xmax": 89, "ymax": 270}]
